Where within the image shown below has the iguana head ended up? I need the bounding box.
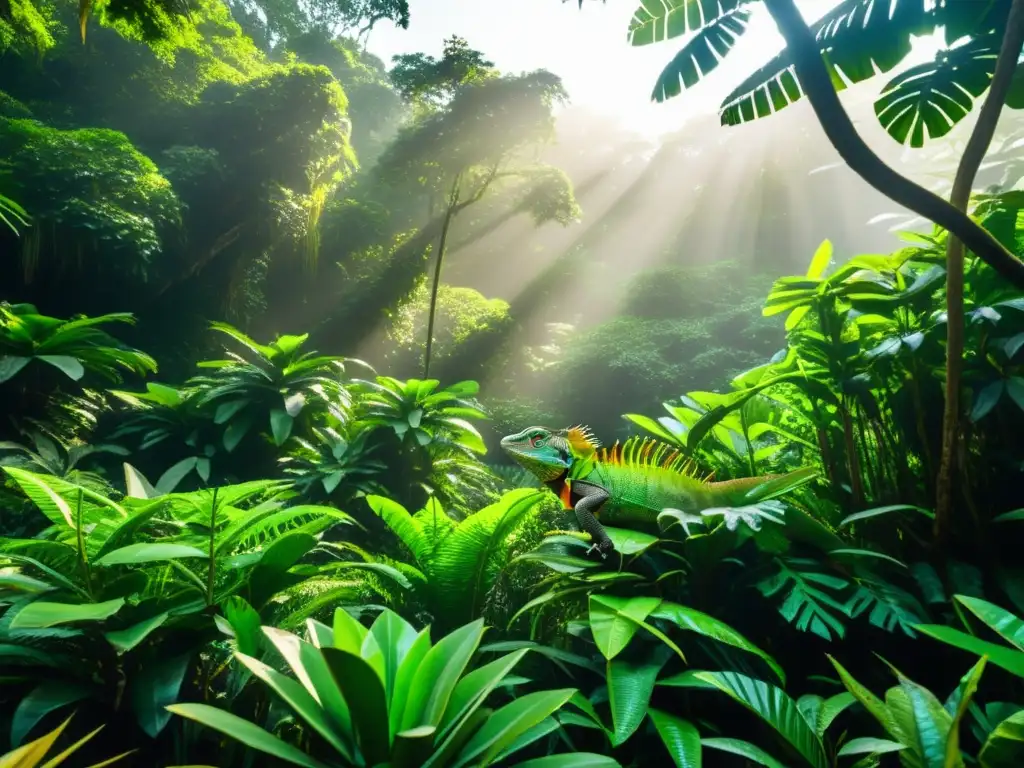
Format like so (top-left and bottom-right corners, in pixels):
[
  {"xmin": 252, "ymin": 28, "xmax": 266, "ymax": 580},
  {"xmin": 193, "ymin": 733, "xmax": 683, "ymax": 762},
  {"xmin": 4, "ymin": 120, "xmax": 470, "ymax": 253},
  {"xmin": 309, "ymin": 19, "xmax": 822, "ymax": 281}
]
[{"xmin": 500, "ymin": 425, "xmax": 599, "ymax": 481}]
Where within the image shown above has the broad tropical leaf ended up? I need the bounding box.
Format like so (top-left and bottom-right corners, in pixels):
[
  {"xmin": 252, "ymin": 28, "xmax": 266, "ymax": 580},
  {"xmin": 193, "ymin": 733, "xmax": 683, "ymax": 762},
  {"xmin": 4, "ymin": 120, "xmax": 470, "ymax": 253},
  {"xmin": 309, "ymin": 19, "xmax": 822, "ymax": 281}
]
[
  {"xmin": 650, "ymin": 5, "xmax": 754, "ymax": 102},
  {"xmin": 717, "ymin": 0, "xmax": 936, "ymax": 125},
  {"xmin": 874, "ymin": 33, "xmax": 1000, "ymax": 146},
  {"xmin": 695, "ymin": 671, "xmax": 829, "ymax": 768}
]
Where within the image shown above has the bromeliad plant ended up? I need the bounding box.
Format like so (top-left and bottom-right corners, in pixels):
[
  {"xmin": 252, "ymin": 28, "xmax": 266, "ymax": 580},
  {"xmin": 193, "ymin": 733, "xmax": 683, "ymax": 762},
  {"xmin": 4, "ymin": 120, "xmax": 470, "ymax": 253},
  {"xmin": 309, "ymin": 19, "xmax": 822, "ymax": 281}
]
[
  {"xmin": 108, "ymin": 382, "xmax": 227, "ymax": 491},
  {"xmin": 188, "ymin": 323, "xmax": 355, "ymax": 449},
  {"xmin": 168, "ymin": 606, "xmax": 619, "ymax": 768},
  {"xmin": 0, "ymin": 304, "xmax": 156, "ymax": 388},
  {"xmin": 280, "ymin": 425, "xmax": 387, "ymax": 504},
  {"xmin": 355, "ymin": 377, "xmax": 498, "ymax": 512},
  {"xmin": 0, "ymin": 427, "xmax": 126, "ymax": 491},
  {"xmin": 108, "ymin": 323, "xmax": 358, "ymax": 489}
]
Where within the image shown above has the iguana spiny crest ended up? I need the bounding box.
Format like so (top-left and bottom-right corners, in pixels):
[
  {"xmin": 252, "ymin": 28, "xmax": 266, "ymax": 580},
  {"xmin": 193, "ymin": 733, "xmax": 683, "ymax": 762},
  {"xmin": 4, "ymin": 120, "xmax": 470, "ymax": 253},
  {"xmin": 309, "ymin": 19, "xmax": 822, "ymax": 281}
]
[{"xmin": 501, "ymin": 424, "xmax": 708, "ymax": 483}]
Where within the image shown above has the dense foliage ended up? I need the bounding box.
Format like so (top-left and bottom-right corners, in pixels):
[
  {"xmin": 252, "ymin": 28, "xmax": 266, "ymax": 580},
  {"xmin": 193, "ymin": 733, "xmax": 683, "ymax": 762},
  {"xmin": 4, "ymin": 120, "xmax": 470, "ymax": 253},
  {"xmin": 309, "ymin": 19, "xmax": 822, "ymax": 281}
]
[{"xmin": 3, "ymin": 0, "xmax": 1024, "ymax": 766}]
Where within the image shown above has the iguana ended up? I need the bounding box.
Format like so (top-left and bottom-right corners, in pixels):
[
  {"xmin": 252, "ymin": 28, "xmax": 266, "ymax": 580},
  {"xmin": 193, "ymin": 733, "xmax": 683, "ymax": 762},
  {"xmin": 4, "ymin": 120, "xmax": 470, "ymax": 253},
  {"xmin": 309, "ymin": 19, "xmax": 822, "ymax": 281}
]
[{"xmin": 500, "ymin": 425, "xmax": 819, "ymax": 557}]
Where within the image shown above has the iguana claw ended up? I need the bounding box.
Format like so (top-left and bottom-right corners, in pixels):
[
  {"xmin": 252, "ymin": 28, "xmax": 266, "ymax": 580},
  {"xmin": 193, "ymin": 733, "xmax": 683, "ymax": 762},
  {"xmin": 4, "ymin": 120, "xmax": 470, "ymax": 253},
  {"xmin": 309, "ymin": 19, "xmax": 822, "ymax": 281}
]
[{"xmin": 586, "ymin": 542, "xmax": 609, "ymax": 560}]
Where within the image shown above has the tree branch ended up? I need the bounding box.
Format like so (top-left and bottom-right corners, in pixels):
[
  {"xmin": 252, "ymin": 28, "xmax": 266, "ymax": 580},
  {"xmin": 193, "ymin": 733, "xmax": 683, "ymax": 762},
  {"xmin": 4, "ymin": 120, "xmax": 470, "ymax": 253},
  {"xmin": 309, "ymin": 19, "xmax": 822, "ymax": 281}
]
[
  {"xmin": 762, "ymin": 0, "xmax": 1024, "ymax": 288},
  {"xmin": 454, "ymin": 161, "xmax": 503, "ymax": 213},
  {"xmin": 935, "ymin": 0, "xmax": 1024, "ymax": 549}
]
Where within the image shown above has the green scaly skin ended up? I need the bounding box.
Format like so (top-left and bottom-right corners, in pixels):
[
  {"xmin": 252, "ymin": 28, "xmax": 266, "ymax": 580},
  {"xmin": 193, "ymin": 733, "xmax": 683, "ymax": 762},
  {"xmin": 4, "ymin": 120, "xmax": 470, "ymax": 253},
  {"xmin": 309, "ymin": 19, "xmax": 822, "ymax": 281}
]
[{"xmin": 500, "ymin": 425, "xmax": 819, "ymax": 558}]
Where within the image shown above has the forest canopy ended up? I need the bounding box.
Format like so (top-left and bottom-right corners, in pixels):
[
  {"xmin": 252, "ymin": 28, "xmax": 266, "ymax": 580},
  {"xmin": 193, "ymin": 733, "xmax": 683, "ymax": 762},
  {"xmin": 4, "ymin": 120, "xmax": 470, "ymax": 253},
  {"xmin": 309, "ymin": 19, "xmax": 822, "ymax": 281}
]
[{"xmin": 3, "ymin": 0, "xmax": 1024, "ymax": 767}]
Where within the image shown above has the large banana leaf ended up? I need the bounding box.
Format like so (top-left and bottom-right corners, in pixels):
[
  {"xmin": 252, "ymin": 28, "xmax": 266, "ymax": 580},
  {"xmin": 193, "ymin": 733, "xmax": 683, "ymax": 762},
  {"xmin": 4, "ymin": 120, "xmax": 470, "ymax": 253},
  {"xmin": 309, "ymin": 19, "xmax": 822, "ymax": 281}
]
[
  {"xmin": 717, "ymin": 0, "xmax": 936, "ymax": 125},
  {"xmin": 628, "ymin": 0, "xmax": 750, "ymax": 46},
  {"xmin": 650, "ymin": 5, "xmax": 754, "ymax": 102}
]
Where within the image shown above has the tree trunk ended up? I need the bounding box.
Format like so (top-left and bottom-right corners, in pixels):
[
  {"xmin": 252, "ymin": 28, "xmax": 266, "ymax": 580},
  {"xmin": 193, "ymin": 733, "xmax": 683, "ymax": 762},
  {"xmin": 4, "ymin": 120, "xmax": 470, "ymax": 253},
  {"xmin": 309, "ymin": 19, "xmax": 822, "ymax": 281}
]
[
  {"xmin": 934, "ymin": 0, "xmax": 1024, "ymax": 550},
  {"xmin": 423, "ymin": 174, "xmax": 462, "ymax": 378},
  {"xmin": 761, "ymin": 0, "xmax": 1024, "ymax": 288}
]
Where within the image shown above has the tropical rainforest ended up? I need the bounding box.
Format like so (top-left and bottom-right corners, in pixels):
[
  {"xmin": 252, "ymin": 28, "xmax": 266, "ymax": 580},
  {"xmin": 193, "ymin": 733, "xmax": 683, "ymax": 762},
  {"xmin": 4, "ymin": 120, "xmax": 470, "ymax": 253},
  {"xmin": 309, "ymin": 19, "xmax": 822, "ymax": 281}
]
[{"xmin": 3, "ymin": 0, "xmax": 1024, "ymax": 765}]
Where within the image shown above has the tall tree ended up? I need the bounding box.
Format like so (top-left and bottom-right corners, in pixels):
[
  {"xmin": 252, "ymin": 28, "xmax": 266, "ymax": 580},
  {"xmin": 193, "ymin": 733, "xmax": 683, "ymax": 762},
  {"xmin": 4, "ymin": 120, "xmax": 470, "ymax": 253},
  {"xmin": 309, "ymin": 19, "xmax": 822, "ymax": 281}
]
[
  {"xmin": 226, "ymin": 0, "xmax": 410, "ymax": 50},
  {"xmin": 389, "ymin": 35, "xmax": 498, "ymax": 113},
  {"xmin": 377, "ymin": 65, "xmax": 580, "ymax": 376},
  {"xmin": 934, "ymin": 0, "xmax": 1024, "ymax": 550}
]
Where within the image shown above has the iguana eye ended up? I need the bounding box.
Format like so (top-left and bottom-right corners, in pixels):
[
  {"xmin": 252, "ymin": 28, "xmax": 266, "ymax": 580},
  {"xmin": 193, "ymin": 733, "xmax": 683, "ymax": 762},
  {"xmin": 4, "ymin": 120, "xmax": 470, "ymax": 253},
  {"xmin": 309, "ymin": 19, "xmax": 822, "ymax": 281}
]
[{"xmin": 530, "ymin": 435, "xmax": 545, "ymax": 447}]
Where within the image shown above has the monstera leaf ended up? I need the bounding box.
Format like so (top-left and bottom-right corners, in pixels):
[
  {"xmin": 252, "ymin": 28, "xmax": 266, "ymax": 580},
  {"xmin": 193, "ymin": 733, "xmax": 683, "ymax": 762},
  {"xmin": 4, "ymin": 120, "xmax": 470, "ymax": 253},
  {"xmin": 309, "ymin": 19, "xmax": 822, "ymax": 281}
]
[{"xmin": 874, "ymin": 33, "xmax": 1001, "ymax": 147}]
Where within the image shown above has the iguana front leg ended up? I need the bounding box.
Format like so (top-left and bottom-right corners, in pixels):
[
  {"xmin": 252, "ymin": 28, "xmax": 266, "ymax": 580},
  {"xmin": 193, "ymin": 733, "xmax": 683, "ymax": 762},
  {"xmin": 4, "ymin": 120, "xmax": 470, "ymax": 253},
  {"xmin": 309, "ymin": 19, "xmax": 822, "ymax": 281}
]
[{"xmin": 571, "ymin": 480, "xmax": 614, "ymax": 558}]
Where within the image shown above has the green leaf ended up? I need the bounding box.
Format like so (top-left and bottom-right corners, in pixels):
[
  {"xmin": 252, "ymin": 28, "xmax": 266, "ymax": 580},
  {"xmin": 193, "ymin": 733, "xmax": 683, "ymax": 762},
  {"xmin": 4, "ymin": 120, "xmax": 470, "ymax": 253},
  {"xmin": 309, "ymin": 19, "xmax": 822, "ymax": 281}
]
[
  {"xmin": 874, "ymin": 34, "xmax": 999, "ymax": 148},
  {"xmin": 828, "ymin": 548, "xmax": 908, "ymax": 568},
  {"xmin": 701, "ymin": 737, "xmax": 787, "ymax": 768},
  {"xmin": 105, "ymin": 612, "xmax": 169, "ymax": 653},
  {"xmin": 222, "ymin": 597, "xmax": 261, "ymax": 656},
  {"xmin": 438, "ymin": 649, "xmax": 530, "ymax": 744},
  {"xmin": 946, "ymin": 658, "xmax": 986, "ymax": 766},
  {"xmin": 156, "ymin": 457, "xmax": 198, "ymax": 495},
  {"xmin": 166, "ymin": 704, "xmax": 330, "ymax": 768},
  {"xmin": 828, "ymin": 655, "xmax": 894, "ymax": 734},
  {"xmin": 0, "ymin": 356, "xmax": 31, "ymax": 384},
  {"xmin": 369, "ymin": 609, "xmax": 421, "ymax": 705},
  {"xmin": 650, "ymin": 601, "xmax": 784, "ymax": 684},
  {"xmin": 972, "ymin": 381, "xmax": 1005, "ymax": 422},
  {"xmin": 214, "ymin": 399, "xmax": 249, "ymax": 425},
  {"xmin": 817, "ymin": 692, "xmax": 856, "ymax": 738},
  {"xmin": 885, "ymin": 674, "xmax": 952, "ymax": 768},
  {"xmin": 954, "ymin": 596, "xmax": 1024, "ymax": 650},
  {"xmin": 402, "ymin": 619, "xmax": 484, "ymax": 731},
  {"xmin": 96, "ymin": 543, "xmax": 207, "ymax": 566},
  {"xmin": 38, "ymin": 355, "xmax": 85, "ymax": 381},
  {"xmin": 123, "ymin": 463, "xmax": 158, "ymax": 499},
  {"xmin": 588, "ymin": 595, "xmax": 661, "ymax": 660},
  {"xmin": 10, "ymin": 598, "xmax": 125, "ymax": 629},
  {"xmin": 649, "ymin": 709, "xmax": 701, "ymax": 767},
  {"xmin": 390, "ymin": 627, "xmax": 433, "ymax": 741},
  {"xmin": 977, "ymin": 710, "xmax": 1024, "ymax": 768},
  {"xmin": 323, "ymin": 648, "xmax": 390, "ymax": 765},
  {"xmin": 331, "ymin": 606, "xmax": 368, "ymax": 655},
  {"xmin": 10, "ymin": 681, "xmax": 91, "ymax": 747},
  {"xmin": 236, "ymin": 651, "xmax": 351, "ymax": 758},
  {"xmin": 2, "ymin": 466, "xmax": 75, "ymax": 527},
  {"xmin": 507, "ymin": 754, "xmax": 621, "ymax": 767},
  {"xmin": 450, "ymin": 688, "xmax": 576, "ymax": 767},
  {"xmin": 270, "ymin": 409, "xmax": 294, "ymax": 446},
  {"xmin": 649, "ymin": 5, "xmax": 754, "ymax": 102},
  {"xmin": 608, "ymin": 647, "xmax": 671, "ymax": 747},
  {"xmin": 132, "ymin": 653, "xmax": 192, "ymax": 737},
  {"xmin": 841, "ymin": 505, "xmax": 935, "ymax": 526},
  {"xmin": 914, "ymin": 624, "xmax": 1024, "ymax": 680},
  {"xmin": 223, "ymin": 416, "xmax": 252, "ymax": 453},
  {"xmin": 837, "ymin": 737, "xmax": 906, "ymax": 757},
  {"xmin": 993, "ymin": 509, "xmax": 1024, "ymax": 524},
  {"xmin": 807, "ymin": 239, "xmax": 833, "ymax": 279},
  {"xmin": 628, "ymin": 0, "xmax": 745, "ymax": 46},
  {"xmin": 695, "ymin": 671, "xmax": 828, "ymax": 768}
]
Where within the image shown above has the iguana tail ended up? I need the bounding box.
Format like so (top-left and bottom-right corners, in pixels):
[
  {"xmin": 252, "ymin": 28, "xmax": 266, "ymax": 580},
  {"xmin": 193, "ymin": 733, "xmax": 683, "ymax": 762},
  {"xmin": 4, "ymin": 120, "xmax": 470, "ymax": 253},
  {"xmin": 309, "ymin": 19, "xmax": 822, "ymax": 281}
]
[{"xmin": 706, "ymin": 466, "xmax": 819, "ymax": 507}]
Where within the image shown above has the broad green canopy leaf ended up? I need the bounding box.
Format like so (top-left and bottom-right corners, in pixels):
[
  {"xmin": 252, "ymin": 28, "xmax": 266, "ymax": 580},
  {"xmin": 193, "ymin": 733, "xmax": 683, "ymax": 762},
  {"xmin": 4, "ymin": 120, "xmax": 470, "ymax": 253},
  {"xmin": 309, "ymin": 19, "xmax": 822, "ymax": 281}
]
[{"xmin": 874, "ymin": 34, "xmax": 1000, "ymax": 147}]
